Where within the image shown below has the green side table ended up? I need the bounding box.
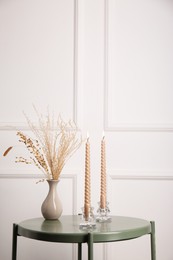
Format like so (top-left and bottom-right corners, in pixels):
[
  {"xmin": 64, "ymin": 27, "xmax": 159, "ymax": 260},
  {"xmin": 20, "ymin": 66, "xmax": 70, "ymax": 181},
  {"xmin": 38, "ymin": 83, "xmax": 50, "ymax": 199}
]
[{"xmin": 12, "ymin": 215, "xmax": 156, "ymax": 260}]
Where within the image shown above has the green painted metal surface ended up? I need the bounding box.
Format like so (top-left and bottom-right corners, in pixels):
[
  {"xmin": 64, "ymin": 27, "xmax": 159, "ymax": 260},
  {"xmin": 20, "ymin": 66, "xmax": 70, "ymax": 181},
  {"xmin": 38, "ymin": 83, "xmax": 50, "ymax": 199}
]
[
  {"xmin": 17, "ymin": 215, "xmax": 151, "ymax": 243},
  {"xmin": 12, "ymin": 215, "xmax": 156, "ymax": 260}
]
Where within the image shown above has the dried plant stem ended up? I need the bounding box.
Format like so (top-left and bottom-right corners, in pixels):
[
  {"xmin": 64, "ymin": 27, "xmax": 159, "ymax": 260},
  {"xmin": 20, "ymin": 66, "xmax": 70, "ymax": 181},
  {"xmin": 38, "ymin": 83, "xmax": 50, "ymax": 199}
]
[{"xmin": 13, "ymin": 109, "xmax": 83, "ymax": 180}]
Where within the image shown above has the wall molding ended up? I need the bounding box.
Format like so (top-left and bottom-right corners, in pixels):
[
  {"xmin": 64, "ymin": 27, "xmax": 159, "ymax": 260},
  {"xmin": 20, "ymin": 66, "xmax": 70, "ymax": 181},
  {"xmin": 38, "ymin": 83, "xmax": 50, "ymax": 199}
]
[
  {"xmin": 110, "ymin": 175, "xmax": 173, "ymax": 181},
  {"xmin": 103, "ymin": 0, "xmax": 173, "ymax": 133},
  {"xmin": 0, "ymin": 173, "xmax": 78, "ymax": 212},
  {"xmin": 0, "ymin": 122, "xmax": 33, "ymax": 131},
  {"xmin": 0, "ymin": 172, "xmax": 78, "ymax": 211},
  {"xmin": 73, "ymin": 0, "xmax": 78, "ymax": 126},
  {"xmin": 104, "ymin": 122, "xmax": 173, "ymax": 132},
  {"xmin": 109, "ymin": 169, "xmax": 173, "ymax": 181},
  {"xmin": 0, "ymin": 0, "xmax": 79, "ymax": 132}
]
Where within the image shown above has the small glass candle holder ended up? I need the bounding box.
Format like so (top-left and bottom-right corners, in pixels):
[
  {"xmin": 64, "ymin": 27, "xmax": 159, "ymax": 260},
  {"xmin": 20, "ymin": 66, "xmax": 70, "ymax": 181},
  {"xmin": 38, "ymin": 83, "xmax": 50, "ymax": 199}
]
[
  {"xmin": 96, "ymin": 201, "xmax": 111, "ymax": 223},
  {"xmin": 79, "ymin": 206, "xmax": 96, "ymax": 230}
]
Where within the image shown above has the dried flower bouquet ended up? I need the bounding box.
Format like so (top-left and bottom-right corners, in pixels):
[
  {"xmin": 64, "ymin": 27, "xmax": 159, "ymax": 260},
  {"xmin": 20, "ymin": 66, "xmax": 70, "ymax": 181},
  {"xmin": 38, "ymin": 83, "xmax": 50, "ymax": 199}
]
[{"xmin": 4, "ymin": 110, "xmax": 82, "ymax": 181}]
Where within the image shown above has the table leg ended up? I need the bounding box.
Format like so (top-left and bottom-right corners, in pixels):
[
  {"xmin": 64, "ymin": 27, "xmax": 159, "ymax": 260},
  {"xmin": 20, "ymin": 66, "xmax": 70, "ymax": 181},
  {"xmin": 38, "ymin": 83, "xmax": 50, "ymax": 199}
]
[
  {"xmin": 150, "ymin": 221, "xmax": 156, "ymax": 260},
  {"xmin": 78, "ymin": 243, "xmax": 82, "ymax": 260},
  {"xmin": 12, "ymin": 224, "xmax": 18, "ymax": 260},
  {"xmin": 88, "ymin": 233, "xmax": 93, "ymax": 260}
]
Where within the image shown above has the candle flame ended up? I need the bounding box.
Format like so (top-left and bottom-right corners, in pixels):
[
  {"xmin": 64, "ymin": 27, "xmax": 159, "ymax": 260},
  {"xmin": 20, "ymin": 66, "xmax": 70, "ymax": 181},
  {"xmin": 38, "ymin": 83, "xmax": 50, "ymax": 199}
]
[
  {"xmin": 87, "ymin": 131, "xmax": 89, "ymax": 141},
  {"xmin": 102, "ymin": 131, "xmax": 105, "ymax": 140}
]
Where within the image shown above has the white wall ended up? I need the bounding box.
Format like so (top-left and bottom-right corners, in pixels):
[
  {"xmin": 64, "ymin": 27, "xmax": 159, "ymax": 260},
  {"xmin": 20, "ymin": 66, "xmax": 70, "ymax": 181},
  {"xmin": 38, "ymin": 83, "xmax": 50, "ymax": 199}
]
[{"xmin": 0, "ymin": 0, "xmax": 173, "ymax": 259}]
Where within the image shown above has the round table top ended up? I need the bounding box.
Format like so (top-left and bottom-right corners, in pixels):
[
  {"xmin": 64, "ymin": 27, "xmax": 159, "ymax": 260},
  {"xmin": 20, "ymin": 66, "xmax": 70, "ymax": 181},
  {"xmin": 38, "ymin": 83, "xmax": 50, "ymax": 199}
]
[{"xmin": 17, "ymin": 215, "xmax": 151, "ymax": 243}]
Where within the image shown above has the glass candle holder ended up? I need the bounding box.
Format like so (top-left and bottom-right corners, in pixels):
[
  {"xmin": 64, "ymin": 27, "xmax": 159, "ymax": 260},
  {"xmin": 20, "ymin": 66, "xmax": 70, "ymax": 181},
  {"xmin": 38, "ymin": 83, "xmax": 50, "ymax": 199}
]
[
  {"xmin": 79, "ymin": 206, "xmax": 96, "ymax": 230},
  {"xmin": 96, "ymin": 201, "xmax": 111, "ymax": 223}
]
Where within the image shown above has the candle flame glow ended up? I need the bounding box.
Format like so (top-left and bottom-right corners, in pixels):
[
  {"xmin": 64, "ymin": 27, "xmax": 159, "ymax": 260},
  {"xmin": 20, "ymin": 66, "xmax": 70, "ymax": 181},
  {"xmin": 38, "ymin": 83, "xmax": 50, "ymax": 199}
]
[{"xmin": 87, "ymin": 131, "xmax": 89, "ymax": 141}]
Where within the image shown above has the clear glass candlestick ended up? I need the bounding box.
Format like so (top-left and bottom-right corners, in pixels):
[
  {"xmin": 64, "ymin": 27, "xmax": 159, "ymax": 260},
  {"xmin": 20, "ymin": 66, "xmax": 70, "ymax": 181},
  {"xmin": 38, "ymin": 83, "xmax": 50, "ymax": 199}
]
[
  {"xmin": 79, "ymin": 207, "xmax": 96, "ymax": 230},
  {"xmin": 96, "ymin": 201, "xmax": 111, "ymax": 223}
]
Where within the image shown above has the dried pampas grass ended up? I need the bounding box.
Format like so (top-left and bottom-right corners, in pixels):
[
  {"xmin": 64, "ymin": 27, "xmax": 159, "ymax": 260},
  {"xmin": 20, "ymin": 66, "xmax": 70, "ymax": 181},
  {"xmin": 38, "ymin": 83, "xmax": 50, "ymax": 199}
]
[{"xmin": 4, "ymin": 109, "xmax": 83, "ymax": 181}]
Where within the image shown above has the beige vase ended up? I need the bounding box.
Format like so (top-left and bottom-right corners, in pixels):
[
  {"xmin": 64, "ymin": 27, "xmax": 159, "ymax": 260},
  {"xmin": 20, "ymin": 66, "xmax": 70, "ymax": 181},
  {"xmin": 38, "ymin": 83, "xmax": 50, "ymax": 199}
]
[{"xmin": 41, "ymin": 179, "xmax": 63, "ymax": 220}]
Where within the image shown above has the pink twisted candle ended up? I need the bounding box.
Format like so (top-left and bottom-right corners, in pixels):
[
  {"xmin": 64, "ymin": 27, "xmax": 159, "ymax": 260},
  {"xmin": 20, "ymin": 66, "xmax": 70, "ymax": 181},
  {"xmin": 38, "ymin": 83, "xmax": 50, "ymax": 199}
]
[
  {"xmin": 100, "ymin": 135, "xmax": 106, "ymax": 209},
  {"xmin": 84, "ymin": 136, "xmax": 90, "ymax": 220}
]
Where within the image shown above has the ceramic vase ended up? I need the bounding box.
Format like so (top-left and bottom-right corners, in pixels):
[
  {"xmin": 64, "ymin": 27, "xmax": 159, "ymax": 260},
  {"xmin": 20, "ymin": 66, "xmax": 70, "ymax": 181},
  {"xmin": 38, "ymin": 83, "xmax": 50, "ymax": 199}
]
[{"xmin": 41, "ymin": 179, "xmax": 63, "ymax": 220}]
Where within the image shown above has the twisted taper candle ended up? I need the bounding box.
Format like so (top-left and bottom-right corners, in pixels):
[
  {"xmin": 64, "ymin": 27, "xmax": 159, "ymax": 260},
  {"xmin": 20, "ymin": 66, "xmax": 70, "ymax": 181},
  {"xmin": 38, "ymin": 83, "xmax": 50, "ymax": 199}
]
[
  {"xmin": 100, "ymin": 135, "xmax": 106, "ymax": 209},
  {"xmin": 84, "ymin": 136, "xmax": 90, "ymax": 220}
]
